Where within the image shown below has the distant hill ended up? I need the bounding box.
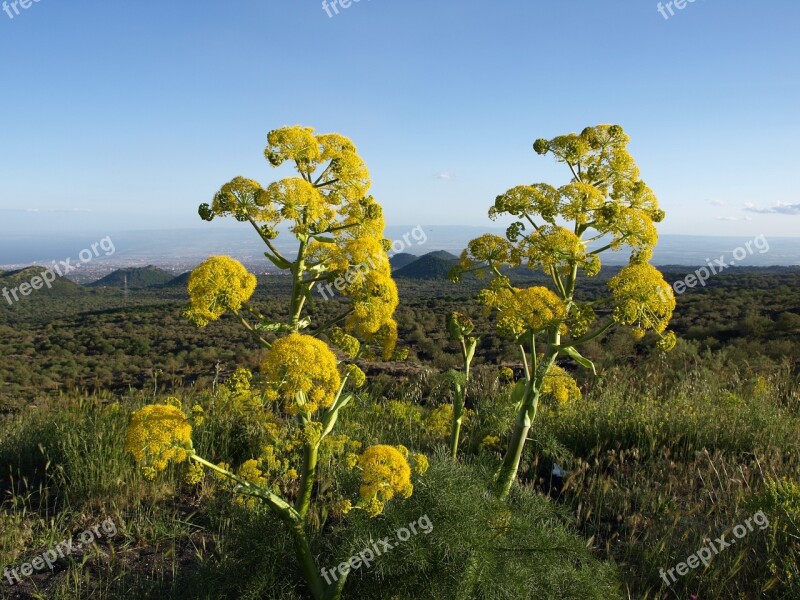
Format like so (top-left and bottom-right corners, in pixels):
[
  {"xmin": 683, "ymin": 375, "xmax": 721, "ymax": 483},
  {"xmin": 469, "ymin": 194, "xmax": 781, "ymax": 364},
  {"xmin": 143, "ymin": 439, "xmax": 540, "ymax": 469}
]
[
  {"xmin": 161, "ymin": 271, "xmax": 191, "ymax": 289},
  {"xmin": 0, "ymin": 266, "xmax": 86, "ymax": 300},
  {"xmin": 394, "ymin": 251, "xmax": 460, "ymax": 280},
  {"xmin": 425, "ymin": 250, "xmax": 460, "ymax": 261},
  {"xmin": 389, "ymin": 253, "xmax": 419, "ymax": 271},
  {"xmin": 88, "ymin": 266, "xmax": 174, "ymax": 289}
]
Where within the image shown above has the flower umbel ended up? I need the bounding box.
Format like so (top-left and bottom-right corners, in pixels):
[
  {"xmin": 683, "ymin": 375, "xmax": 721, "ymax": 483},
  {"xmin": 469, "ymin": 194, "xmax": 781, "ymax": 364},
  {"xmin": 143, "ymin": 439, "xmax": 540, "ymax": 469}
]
[
  {"xmin": 184, "ymin": 256, "xmax": 256, "ymax": 327},
  {"xmin": 357, "ymin": 445, "xmax": 414, "ymax": 516},
  {"xmin": 261, "ymin": 333, "xmax": 342, "ymax": 415},
  {"xmin": 125, "ymin": 404, "xmax": 194, "ymax": 474}
]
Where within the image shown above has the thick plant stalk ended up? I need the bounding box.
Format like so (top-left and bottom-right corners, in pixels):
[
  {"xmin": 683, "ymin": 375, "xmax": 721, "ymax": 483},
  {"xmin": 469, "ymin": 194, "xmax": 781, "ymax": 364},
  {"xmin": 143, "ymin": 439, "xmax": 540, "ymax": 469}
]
[
  {"xmin": 291, "ymin": 521, "xmax": 326, "ymax": 600},
  {"xmin": 295, "ymin": 440, "xmax": 320, "ymax": 519},
  {"xmin": 493, "ymin": 349, "xmax": 558, "ymax": 499}
]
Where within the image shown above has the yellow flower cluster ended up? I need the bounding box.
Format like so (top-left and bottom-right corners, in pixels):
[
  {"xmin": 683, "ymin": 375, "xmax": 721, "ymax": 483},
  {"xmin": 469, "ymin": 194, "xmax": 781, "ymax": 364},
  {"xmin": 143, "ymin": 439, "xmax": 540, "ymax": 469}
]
[
  {"xmin": 261, "ymin": 333, "xmax": 342, "ymax": 415},
  {"xmin": 184, "ymin": 462, "xmax": 205, "ymax": 486},
  {"xmin": 425, "ymin": 404, "xmax": 455, "ymax": 439},
  {"xmin": 424, "ymin": 404, "xmax": 475, "ymax": 439},
  {"xmin": 204, "ymin": 176, "xmax": 277, "ymax": 225},
  {"xmin": 184, "ymin": 256, "xmax": 256, "ymax": 327},
  {"xmin": 608, "ymin": 263, "xmax": 675, "ymax": 338},
  {"xmin": 489, "ymin": 185, "xmax": 561, "ymax": 225},
  {"xmin": 314, "ymin": 235, "xmax": 400, "ymax": 358},
  {"xmin": 328, "ymin": 327, "xmax": 361, "ymax": 359},
  {"xmin": 540, "ymin": 365, "xmax": 582, "ymax": 405},
  {"xmin": 345, "ymin": 364, "xmax": 367, "ymax": 388},
  {"xmin": 478, "ymin": 281, "xmax": 566, "ymax": 339},
  {"xmin": 125, "ymin": 404, "xmax": 194, "ymax": 474},
  {"xmin": 233, "ymin": 459, "xmax": 269, "ymax": 508},
  {"xmin": 357, "ymin": 445, "xmax": 414, "ymax": 516},
  {"xmin": 480, "ymin": 435, "xmax": 502, "ymax": 451},
  {"xmin": 200, "ymin": 126, "xmax": 399, "ymax": 361},
  {"xmin": 520, "ymin": 225, "xmax": 600, "ymax": 277}
]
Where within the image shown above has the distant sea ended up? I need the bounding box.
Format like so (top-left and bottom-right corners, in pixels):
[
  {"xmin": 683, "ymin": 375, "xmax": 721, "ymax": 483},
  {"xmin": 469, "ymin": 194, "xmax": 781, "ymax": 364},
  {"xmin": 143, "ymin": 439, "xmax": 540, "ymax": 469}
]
[{"xmin": 1, "ymin": 227, "xmax": 798, "ymax": 271}]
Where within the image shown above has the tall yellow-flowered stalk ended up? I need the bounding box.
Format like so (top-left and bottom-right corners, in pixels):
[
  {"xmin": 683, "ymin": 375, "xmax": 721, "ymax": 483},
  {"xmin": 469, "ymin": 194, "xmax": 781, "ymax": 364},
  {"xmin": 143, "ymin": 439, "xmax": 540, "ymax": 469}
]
[
  {"xmin": 126, "ymin": 126, "xmax": 418, "ymax": 600},
  {"xmin": 452, "ymin": 125, "xmax": 676, "ymax": 499}
]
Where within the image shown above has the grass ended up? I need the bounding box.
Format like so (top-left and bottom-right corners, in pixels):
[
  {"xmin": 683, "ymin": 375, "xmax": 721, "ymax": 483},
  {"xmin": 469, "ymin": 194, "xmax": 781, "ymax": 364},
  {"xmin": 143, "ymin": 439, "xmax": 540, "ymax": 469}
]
[{"xmin": 0, "ymin": 346, "xmax": 798, "ymax": 599}]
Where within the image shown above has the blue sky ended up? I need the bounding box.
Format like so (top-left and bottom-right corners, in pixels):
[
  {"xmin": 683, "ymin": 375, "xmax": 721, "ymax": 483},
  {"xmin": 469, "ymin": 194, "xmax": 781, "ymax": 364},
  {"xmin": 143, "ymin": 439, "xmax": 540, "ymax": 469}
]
[{"xmin": 0, "ymin": 0, "xmax": 798, "ymax": 239}]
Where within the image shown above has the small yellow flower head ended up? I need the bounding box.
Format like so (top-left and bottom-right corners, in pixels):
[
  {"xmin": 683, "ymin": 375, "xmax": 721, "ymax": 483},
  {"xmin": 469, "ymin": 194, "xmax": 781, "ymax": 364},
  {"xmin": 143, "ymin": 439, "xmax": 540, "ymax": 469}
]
[
  {"xmin": 338, "ymin": 499, "xmax": 353, "ymax": 515},
  {"xmin": 479, "ymin": 283, "xmax": 565, "ymax": 339},
  {"xmin": 656, "ymin": 330, "xmax": 677, "ymax": 352},
  {"xmin": 411, "ymin": 453, "xmax": 429, "ymax": 475},
  {"xmin": 540, "ymin": 365, "xmax": 581, "ymax": 405},
  {"xmin": 261, "ymin": 334, "xmax": 341, "ymax": 415},
  {"xmin": 480, "ymin": 435, "xmax": 501, "ymax": 451},
  {"xmin": 346, "ymin": 364, "xmax": 367, "ymax": 388},
  {"xmin": 344, "ymin": 452, "xmax": 359, "ymax": 470},
  {"xmin": 265, "ymin": 125, "xmax": 321, "ymax": 170},
  {"xmin": 521, "ymin": 225, "xmax": 597, "ymax": 276},
  {"xmin": 141, "ymin": 466, "xmax": 157, "ymax": 481},
  {"xmin": 499, "ymin": 367, "xmax": 515, "ymax": 383},
  {"xmin": 184, "ymin": 461, "xmax": 205, "ymax": 486},
  {"xmin": 608, "ymin": 263, "xmax": 675, "ymax": 336},
  {"xmin": 425, "ymin": 404, "xmax": 454, "ymax": 439},
  {"xmin": 447, "ymin": 311, "xmax": 475, "ymax": 341},
  {"xmin": 228, "ymin": 367, "xmax": 253, "ymax": 392},
  {"xmin": 328, "ymin": 327, "xmax": 361, "ymax": 359},
  {"xmin": 185, "ymin": 256, "xmax": 256, "ymax": 327},
  {"xmin": 203, "ymin": 176, "xmax": 276, "ymax": 224},
  {"xmin": 238, "ymin": 459, "xmax": 268, "ymax": 486},
  {"xmin": 365, "ymin": 496, "xmax": 385, "ymax": 517},
  {"xmin": 191, "ymin": 404, "xmax": 205, "ymax": 426},
  {"xmin": 358, "ymin": 445, "xmax": 414, "ymax": 507},
  {"xmin": 361, "ymin": 319, "xmax": 399, "ymax": 361},
  {"xmin": 125, "ymin": 404, "xmax": 194, "ymax": 473},
  {"xmin": 165, "ymin": 397, "xmax": 182, "ymax": 409}
]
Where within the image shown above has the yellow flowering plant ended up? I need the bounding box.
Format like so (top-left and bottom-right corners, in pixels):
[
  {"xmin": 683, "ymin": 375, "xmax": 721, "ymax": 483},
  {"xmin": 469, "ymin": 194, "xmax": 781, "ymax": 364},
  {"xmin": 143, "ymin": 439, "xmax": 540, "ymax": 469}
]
[
  {"xmin": 125, "ymin": 126, "xmax": 420, "ymax": 600},
  {"xmin": 445, "ymin": 311, "xmax": 478, "ymax": 459},
  {"xmin": 451, "ymin": 125, "xmax": 676, "ymax": 499}
]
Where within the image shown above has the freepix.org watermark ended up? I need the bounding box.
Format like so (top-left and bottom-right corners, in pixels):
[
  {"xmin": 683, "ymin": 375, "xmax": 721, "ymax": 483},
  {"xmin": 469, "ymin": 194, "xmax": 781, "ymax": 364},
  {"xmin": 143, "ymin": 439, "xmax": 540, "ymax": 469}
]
[
  {"xmin": 659, "ymin": 511, "xmax": 769, "ymax": 585},
  {"xmin": 2, "ymin": 236, "xmax": 116, "ymax": 306},
  {"xmin": 667, "ymin": 234, "xmax": 769, "ymax": 296},
  {"xmin": 321, "ymin": 0, "xmax": 368, "ymax": 19},
  {"xmin": 2, "ymin": 0, "xmax": 43, "ymax": 21},
  {"xmin": 657, "ymin": 0, "xmax": 700, "ymax": 21},
  {"xmin": 320, "ymin": 514, "xmax": 433, "ymax": 585},
  {"xmin": 3, "ymin": 518, "xmax": 118, "ymax": 586},
  {"xmin": 317, "ymin": 225, "xmax": 427, "ymax": 301}
]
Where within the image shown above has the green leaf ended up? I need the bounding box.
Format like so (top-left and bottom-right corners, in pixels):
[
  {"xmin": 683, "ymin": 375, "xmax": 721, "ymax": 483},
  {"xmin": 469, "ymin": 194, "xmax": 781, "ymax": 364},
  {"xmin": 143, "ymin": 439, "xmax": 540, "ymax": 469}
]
[
  {"xmin": 511, "ymin": 379, "xmax": 527, "ymax": 406},
  {"xmin": 264, "ymin": 251, "xmax": 292, "ymax": 270},
  {"xmin": 312, "ymin": 235, "xmax": 336, "ymax": 244},
  {"xmin": 465, "ymin": 337, "xmax": 478, "ymax": 366},
  {"xmin": 561, "ymin": 345, "xmax": 596, "ymax": 374}
]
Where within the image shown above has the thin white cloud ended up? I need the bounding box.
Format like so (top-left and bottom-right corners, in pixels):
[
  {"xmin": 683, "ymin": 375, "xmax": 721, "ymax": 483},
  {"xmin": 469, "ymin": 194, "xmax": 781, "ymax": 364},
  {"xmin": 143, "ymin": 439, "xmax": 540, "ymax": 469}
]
[
  {"xmin": 708, "ymin": 199, "xmax": 726, "ymax": 206},
  {"xmin": 434, "ymin": 172, "xmax": 456, "ymax": 180},
  {"xmin": 743, "ymin": 201, "xmax": 800, "ymax": 215},
  {"xmin": 716, "ymin": 216, "xmax": 752, "ymax": 222}
]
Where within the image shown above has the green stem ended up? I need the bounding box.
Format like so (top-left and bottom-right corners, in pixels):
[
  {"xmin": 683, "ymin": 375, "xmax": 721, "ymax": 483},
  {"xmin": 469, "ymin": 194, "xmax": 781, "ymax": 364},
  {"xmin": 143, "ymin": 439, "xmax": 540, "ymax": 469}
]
[
  {"xmin": 449, "ymin": 389, "xmax": 464, "ymax": 461},
  {"xmin": 493, "ymin": 339, "xmax": 559, "ymax": 499},
  {"xmin": 190, "ymin": 454, "xmax": 295, "ymax": 518},
  {"xmin": 290, "ymin": 235, "xmax": 309, "ymax": 333},
  {"xmin": 291, "ymin": 521, "xmax": 326, "ymax": 600},
  {"xmin": 192, "ymin": 454, "xmax": 331, "ymax": 600},
  {"xmin": 295, "ymin": 429, "xmax": 320, "ymax": 519},
  {"xmin": 233, "ymin": 311, "xmax": 272, "ymax": 349}
]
